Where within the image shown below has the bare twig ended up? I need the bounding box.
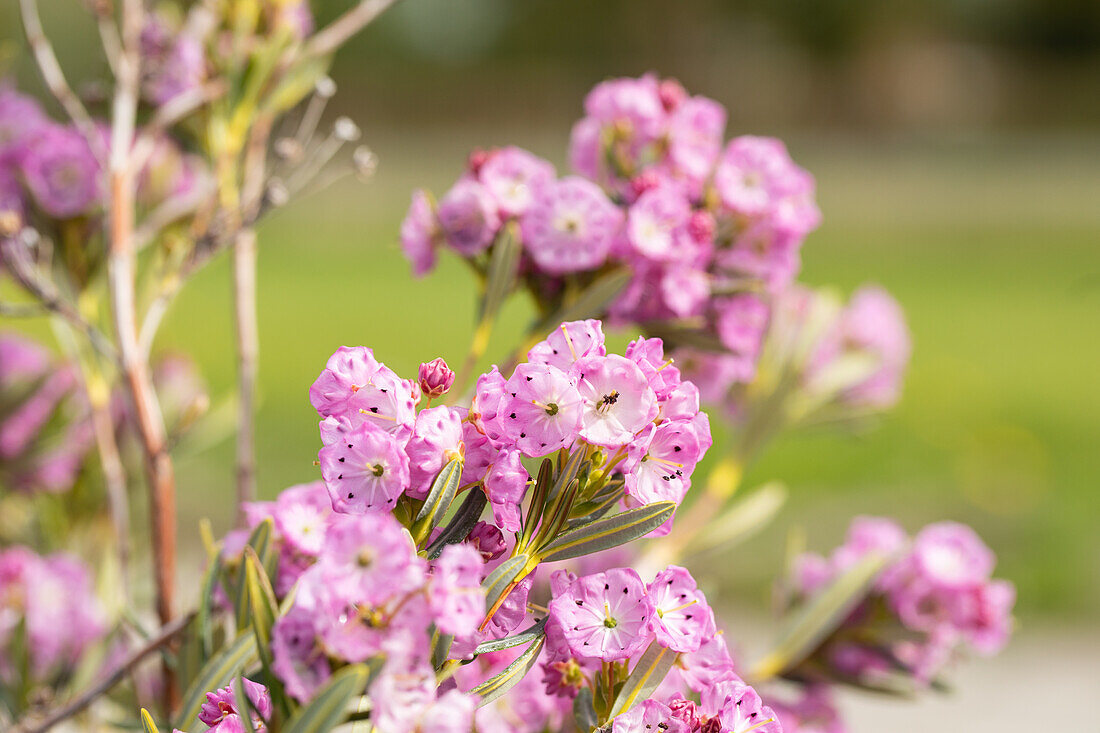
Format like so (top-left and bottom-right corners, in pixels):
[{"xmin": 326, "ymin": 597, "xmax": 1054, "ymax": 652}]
[
  {"xmin": 105, "ymin": 0, "xmax": 180, "ymax": 710},
  {"xmin": 0, "ymin": 242, "xmax": 119, "ymax": 363},
  {"xmin": 301, "ymin": 0, "xmax": 401, "ymax": 59},
  {"xmin": 0, "ymin": 301, "xmax": 47, "ymax": 317},
  {"xmin": 231, "ymin": 117, "xmax": 272, "ymax": 519},
  {"xmin": 9, "ymin": 612, "xmax": 195, "ymax": 733},
  {"xmin": 18, "ymin": 0, "xmax": 108, "ymax": 161}
]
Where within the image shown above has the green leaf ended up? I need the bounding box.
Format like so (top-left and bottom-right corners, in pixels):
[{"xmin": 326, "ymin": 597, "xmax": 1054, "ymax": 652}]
[
  {"xmin": 284, "ymin": 663, "xmax": 370, "ymax": 733},
  {"xmin": 533, "ymin": 478, "xmax": 580, "ymax": 548},
  {"xmin": 519, "ymin": 458, "xmax": 554, "ymax": 551},
  {"xmin": 537, "ymin": 502, "xmax": 676, "ymax": 562},
  {"xmin": 233, "ymin": 676, "xmax": 259, "ymax": 733},
  {"xmin": 751, "ymin": 552, "xmax": 891, "ymax": 681},
  {"xmin": 234, "ymin": 519, "xmax": 277, "ymax": 631},
  {"xmin": 534, "ymin": 267, "xmax": 632, "ymax": 335},
  {"xmin": 470, "ymin": 634, "xmax": 545, "ymax": 708},
  {"xmin": 573, "ymin": 686, "xmax": 598, "ymax": 733},
  {"xmin": 482, "ymin": 554, "xmax": 531, "ymax": 614},
  {"xmin": 426, "ymin": 489, "xmax": 488, "ymax": 559},
  {"xmin": 472, "ymin": 618, "xmax": 548, "ymax": 656},
  {"xmin": 479, "ymin": 223, "xmax": 521, "ymax": 321},
  {"xmin": 174, "ymin": 633, "xmax": 259, "ymax": 730},
  {"xmin": 196, "ymin": 553, "xmax": 224, "ymax": 663},
  {"xmin": 412, "ymin": 458, "xmax": 463, "ymax": 544},
  {"xmin": 140, "ymin": 708, "xmax": 161, "ymax": 733},
  {"xmin": 685, "ymin": 482, "xmax": 787, "ymax": 556},
  {"xmin": 547, "ymin": 447, "xmax": 588, "ymax": 505},
  {"xmin": 607, "ymin": 641, "xmax": 678, "ymax": 719}
]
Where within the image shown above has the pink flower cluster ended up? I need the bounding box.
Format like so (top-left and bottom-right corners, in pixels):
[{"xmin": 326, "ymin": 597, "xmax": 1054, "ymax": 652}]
[
  {"xmin": 790, "ymin": 517, "xmax": 1015, "ymax": 686},
  {"xmin": 308, "ymin": 320, "xmax": 710, "ymax": 530},
  {"xmin": 0, "ymin": 546, "xmax": 106, "ymax": 682},
  {"xmin": 0, "ymin": 333, "xmax": 95, "ymax": 494},
  {"xmin": 0, "ymin": 85, "xmax": 204, "ymax": 232},
  {"xmin": 402, "ymin": 74, "xmax": 827, "ymax": 407},
  {"xmin": 267, "ymin": 510, "xmax": 479, "ymax": 731},
  {"xmin": 543, "ymin": 565, "xmax": 781, "ymax": 733}
]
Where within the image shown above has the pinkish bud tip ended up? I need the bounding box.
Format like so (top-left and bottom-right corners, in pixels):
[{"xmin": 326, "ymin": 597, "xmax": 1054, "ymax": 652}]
[{"xmin": 418, "ymin": 357, "xmax": 456, "ymax": 399}]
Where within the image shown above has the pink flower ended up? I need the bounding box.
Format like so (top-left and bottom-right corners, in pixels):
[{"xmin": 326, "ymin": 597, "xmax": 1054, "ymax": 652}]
[
  {"xmin": 572, "ymin": 354, "xmax": 658, "ymax": 448},
  {"xmin": 666, "ymin": 96, "xmax": 726, "ymax": 192},
  {"xmin": 771, "ymin": 685, "xmax": 846, "ymax": 733},
  {"xmin": 499, "ymin": 363, "xmax": 584, "ymax": 457},
  {"xmin": 624, "ymin": 421, "xmax": 702, "ymax": 505},
  {"xmin": 647, "ymin": 566, "xmax": 714, "ymax": 653},
  {"xmin": 478, "ymin": 146, "xmax": 555, "ymax": 217},
  {"xmin": 626, "ymin": 186, "xmax": 694, "ymax": 262},
  {"xmin": 309, "ymin": 346, "xmax": 381, "ymax": 419},
  {"xmin": 548, "ymin": 568, "xmax": 653, "ymax": 662},
  {"xmin": 319, "ymin": 512, "xmax": 426, "ymax": 605},
  {"xmin": 714, "ymin": 135, "xmax": 807, "ymax": 218},
  {"xmin": 401, "ymin": 190, "xmax": 439, "ymax": 277},
  {"xmin": 437, "ymin": 178, "xmax": 500, "ymax": 256},
  {"xmin": 271, "ymin": 594, "xmax": 330, "ymax": 703},
  {"xmin": 527, "ymin": 320, "xmax": 607, "ymax": 371},
  {"xmin": 198, "ymin": 678, "xmax": 272, "ymax": 731},
  {"xmin": 271, "ymin": 481, "xmax": 332, "ymax": 556},
  {"xmin": 483, "ymin": 448, "xmax": 528, "ymax": 531},
  {"xmin": 405, "ymin": 406, "xmax": 465, "ymax": 498},
  {"xmin": 678, "ymin": 633, "xmax": 740, "ymax": 692},
  {"xmin": 612, "ymin": 699, "xmax": 690, "ymax": 733},
  {"xmin": 19, "ymin": 123, "xmax": 102, "ymax": 218},
  {"xmin": 428, "ymin": 544, "xmax": 486, "ymax": 637},
  {"xmin": 910, "ymin": 522, "xmax": 995, "ymax": 590},
  {"xmin": 704, "ymin": 678, "xmax": 782, "ymax": 733},
  {"xmin": 625, "ymin": 336, "xmax": 681, "ymax": 400},
  {"xmin": 467, "ymin": 521, "xmax": 507, "ymax": 562},
  {"xmin": 714, "ymin": 294, "xmax": 770, "ymax": 363},
  {"xmin": 418, "ymin": 357, "xmax": 455, "ymax": 399},
  {"xmin": 319, "ymin": 419, "xmax": 409, "ymax": 513},
  {"xmin": 520, "ymin": 176, "xmax": 622, "ymax": 275}
]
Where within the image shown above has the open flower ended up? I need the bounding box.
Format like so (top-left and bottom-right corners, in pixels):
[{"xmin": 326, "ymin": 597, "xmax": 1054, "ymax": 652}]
[
  {"xmin": 548, "ymin": 568, "xmax": 653, "ymax": 662},
  {"xmin": 647, "ymin": 565, "xmax": 714, "ymax": 653},
  {"xmin": 500, "ymin": 363, "xmax": 584, "ymax": 456},
  {"xmin": 573, "ymin": 354, "xmax": 658, "ymax": 447},
  {"xmin": 319, "ymin": 419, "xmax": 409, "ymax": 513}
]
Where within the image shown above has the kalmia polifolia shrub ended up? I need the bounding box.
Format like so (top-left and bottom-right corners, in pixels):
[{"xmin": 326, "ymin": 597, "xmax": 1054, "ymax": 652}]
[{"xmin": 0, "ymin": 3, "xmax": 1016, "ymax": 725}]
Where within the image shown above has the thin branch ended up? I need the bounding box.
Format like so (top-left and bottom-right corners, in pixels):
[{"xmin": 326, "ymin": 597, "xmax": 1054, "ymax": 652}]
[
  {"xmin": 106, "ymin": 0, "xmax": 180, "ymax": 710},
  {"xmin": 18, "ymin": 0, "xmax": 109, "ymax": 162},
  {"xmin": 301, "ymin": 0, "xmax": 402, "ymax": 59},
  {"xmin": 0, "ymin": 301, "xmax": 48, "ymax": 317},
  {"xmin": 0, "ymin": 243, "xmax": 119, "ymax": 364},
  {"xmin": 9, "ymin": 612, "xmax": 195, "ymax": 733}
]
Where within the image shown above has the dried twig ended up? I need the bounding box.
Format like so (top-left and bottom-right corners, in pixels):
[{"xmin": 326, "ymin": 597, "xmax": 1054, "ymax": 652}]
[
  {"xmin": 9, "ymin": 612, "xmax": 195, "ymax": 733},
  {"xmin": 18, "ymin": 0, "xmax": 109, "ymax": 161},
  {"xmin": 301, "ymin": 0, "xmax": 402, "ymax": 59}
]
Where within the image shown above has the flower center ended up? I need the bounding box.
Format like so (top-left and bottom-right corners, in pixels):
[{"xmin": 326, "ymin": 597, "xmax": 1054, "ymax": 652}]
[
  {"xmin": 371, "ymin": 463, "xmax": 385, "ymax": 477},
  {"xmin": 597, "ymin": 391, "xmax": 620, "ymax": 413},
  {"xmin": 357, "ymin": 549, "xmax": 374, "ymax": 567}
]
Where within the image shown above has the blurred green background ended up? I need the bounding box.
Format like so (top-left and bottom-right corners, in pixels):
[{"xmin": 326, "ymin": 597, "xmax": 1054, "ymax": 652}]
[{"xmin": 2, "ymin": 0, "xmax": 1098, "ymax": 624}]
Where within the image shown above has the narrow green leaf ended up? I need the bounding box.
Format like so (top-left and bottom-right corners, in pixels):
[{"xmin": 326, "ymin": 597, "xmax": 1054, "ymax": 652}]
[
  {"xmin": 538, "ymin": 502, "xmax": 676, "ymax": 562},
  {"xmin": 426, "ymin": 489, "xmax": 488, "ymax": 559},
  {"xmin": 284, "ymin": 663, "xmax": 370, "ymax": 733},
  {"xmin": 174, "ymin": 633, "xmax": 259, "ymax": 730},
  {"xmin": 473, "ymin": 618, "xmax": 548, "ymax": 656},
  {"xmin": 533, "ymin": 478, "xmax": 580, "ymax": 548},
  {"xmin": 196, "ymin": 553, "xmax": 224, "ymax": 662},
  {"xmin": 640, "ymin": 321, "xmax": 727, "ymax": 353},
  {"xmin": 235, "ymin": 519, "xmax": 276, "ymax": 631},
  {"xmin": 140, "ymin": 708, "xmax": 161, "ymax": 733},
  {"xmin": 607, "ymin": 641, "xmax": 678, "ymax": 719},
  {"xmin": 519, "ymin": 459, "xmax": 554, "ymax": 551},
  {"xmin": 534, "ymin": 267, "xmax": 632, "ymax": 335},
  {"xmin": 412, "ymin": 458, "xmax": 463, "ymax": 543},
  {"xmin": 686, "ymin": 482, "xmax": 787, "ymax": 556},
  {"xmin": 233, "ymin": 676, "xmax": 259, "ymax": 733},
  {"xmin": 751, "ymin": 552, "xmax": 890, "ymax": 681},
  {"xmin": 261, "ymin": 56, "xmax": 331, "ymax": 115},
  {"xmin": 547, "ymin": 447, "xmax": 588, "ymax": 505},
  {"xmin": 573, "ymin": 686, "xmax": 598, "ymax": 732},
  {"xmin": 471, "ymin": 634, "xmax": 545, "ymax": 708},
  {"xmin": 482, "ymin": 554, "xmax": 531, "ymax": 614},
  {"xmin": 479, "ymin": 223, "xmax": 521, "ymax": 321}
]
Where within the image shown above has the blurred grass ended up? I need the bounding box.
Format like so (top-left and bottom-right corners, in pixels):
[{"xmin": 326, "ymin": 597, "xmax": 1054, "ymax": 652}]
[{"xmin": 146, "ymin": 129, "xmax": 1100, "ymax": 620}]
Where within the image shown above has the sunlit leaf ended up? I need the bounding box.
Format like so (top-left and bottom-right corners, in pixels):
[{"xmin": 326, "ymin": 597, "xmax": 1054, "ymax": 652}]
[
  {"xmin": 412, "ymin": 458, "xmax": 462, "ymax": 543},
  {"xmin": 140, "ymin": 708, "xmax": 161, "ymax": 733},
  {"xmin": 534, "ymin": 267, "xmax": 632, "ymax": 336},
  {"xmin": 751, "ymin": 552, "xmax": 890, "ymax": 681},
  {"xmin": 573, "ymin": 686, "xmax": 598, "ymax": 733},
  {"xmin": 472, "ymin": 618, "xmax": 547, "ymax": 656},
  {"xmin": 174, "ymin": 633, "xmax": 259, "ymax": 730},
  {"xmin": 470, "ymin": 634, "xmax": 545, "ymax": 708},
  {"xmin": 426, "ymin": 489, "xmax": 488, "ymax": 559},
  {"xmin": 479, "ymin": 223, "xmax": 521, "ymax": 321},
  {"xmin": 607, "ymin": 641, "xmax": 677, "ymax": 719},
  {"xmin": 686, "ymin": 482, "xmax": 787, "ymax": 556},
  {"xmin": 537, "ymin": 502, "xmax": 675, "ymax": 562},
  {"xmin": 482, "ymin": 554, "xmax": 531, "ymax": 614},
  {"xmin": 283, "ymin": 663, "xmax": 370, "ymax": 733}
]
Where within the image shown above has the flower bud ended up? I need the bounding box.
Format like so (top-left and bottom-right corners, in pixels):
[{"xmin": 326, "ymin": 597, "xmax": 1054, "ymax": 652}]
[
  {"xmin": 466, "ymin": 521, "xmax": 506, "ymax": 562},
  {"xmin": 418, "ymin": 357, "xmax": 455, "ymax": 399}
]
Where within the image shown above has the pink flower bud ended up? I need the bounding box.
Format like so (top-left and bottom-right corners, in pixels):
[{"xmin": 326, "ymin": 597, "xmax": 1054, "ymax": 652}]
[
  {"xmin": 688, "ymin": 209, "xmax": 716, "ymax": 244},
  {"xmin": 466, "ymin": 147, "xmax": 493, "ymax": 176},
  {"xmin": 658, "ymin": 78, "xmax": 688, "ymax": 112},
  {"xmin": 418, "ymin": 357, "xmax": 455, "ymax": 399},
  {"xmin": 630, "ymin": 169, "xmax": 663, "ymax": 198}
]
